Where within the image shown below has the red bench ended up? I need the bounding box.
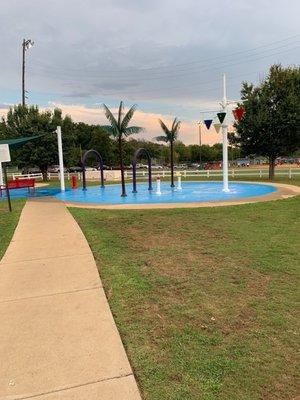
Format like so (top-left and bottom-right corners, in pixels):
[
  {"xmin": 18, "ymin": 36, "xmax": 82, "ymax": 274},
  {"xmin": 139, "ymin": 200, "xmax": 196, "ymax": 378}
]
[{"xmin": 0, "ymin": 178, "xmax": 36, "ymax": 197}]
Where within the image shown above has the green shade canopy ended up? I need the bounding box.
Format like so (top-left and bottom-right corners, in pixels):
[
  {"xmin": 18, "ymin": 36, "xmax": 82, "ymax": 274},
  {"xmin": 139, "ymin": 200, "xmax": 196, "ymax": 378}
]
[{"xmin": 0, "ymin": 134, "xmax": 45, "ymax": 149}]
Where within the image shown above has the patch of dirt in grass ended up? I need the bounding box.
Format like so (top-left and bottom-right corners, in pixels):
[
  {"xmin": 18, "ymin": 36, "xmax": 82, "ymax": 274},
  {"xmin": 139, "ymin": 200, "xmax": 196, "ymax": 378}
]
[
  {"xmin": 246, "ymin": 273, "xmax": 271, "ymax": 297},
  {"xmin": 221, "ymin": 307, "xmax": 257, "ymax": 335}
]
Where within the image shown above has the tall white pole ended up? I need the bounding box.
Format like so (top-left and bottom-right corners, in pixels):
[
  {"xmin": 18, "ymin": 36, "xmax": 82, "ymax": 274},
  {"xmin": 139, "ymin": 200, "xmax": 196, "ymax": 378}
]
[
  {"xmin": 0, "ymin": 162, "xmax": 3, "ymax": 187},
  {"xmin": 221, "ymin": 73, "xmax": 229, "ymax": 192},
  {"xmin": 56, "ymin": 126, "xmax": 65, "ymax": 192}
]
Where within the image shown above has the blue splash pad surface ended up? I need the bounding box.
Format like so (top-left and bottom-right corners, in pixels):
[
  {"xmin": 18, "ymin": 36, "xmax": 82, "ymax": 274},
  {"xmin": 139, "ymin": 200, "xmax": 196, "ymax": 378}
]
[
  {"xmin": 0, "ymin": 187, "xmax": 61, "ymax": 200},
  {"xmin": 55, "ymin": 182, "xmax": 277, "ymax": 204},
  {"xmin": 1, "ymin": 182, "xmax": 277, "ymax": 204}
]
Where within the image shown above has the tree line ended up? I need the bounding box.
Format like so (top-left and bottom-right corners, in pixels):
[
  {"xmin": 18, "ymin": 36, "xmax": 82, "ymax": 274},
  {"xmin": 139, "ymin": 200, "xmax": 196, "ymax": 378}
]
[
  {"xmin": 0, "ymin": 104, "xmax": 237, "ymax": 178},
  {"xmin": 0, "ymin": 64, "xmax": 299, "ymax": 182}
]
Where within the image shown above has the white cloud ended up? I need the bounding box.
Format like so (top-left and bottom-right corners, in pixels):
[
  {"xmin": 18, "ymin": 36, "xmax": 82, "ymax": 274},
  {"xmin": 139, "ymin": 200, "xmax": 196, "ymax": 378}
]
[
  {"xmin": 0, "ymin": 0, "xmax": 299, "ymax": 124},
  {"xmin": 0, "ymin": 103, "xmax": 231, "ymax": 145}
]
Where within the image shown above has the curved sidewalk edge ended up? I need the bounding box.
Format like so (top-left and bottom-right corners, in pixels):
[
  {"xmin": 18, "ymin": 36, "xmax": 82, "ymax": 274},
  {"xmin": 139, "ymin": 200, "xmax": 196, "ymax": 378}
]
[
  {"xmin": 0, "ymin": 197, "xmax": 141, "ymax": 400},
  {"xmin": 63, "ymin": 181, "xmax": 300, "ymax": 210}
]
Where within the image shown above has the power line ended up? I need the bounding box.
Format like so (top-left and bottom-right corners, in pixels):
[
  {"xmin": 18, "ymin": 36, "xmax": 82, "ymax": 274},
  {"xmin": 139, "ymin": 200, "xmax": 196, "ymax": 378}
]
[
  {"xmin": 29, "ymin": 41, "xmax": 299, "ymax": 92},
  {"xmin": 32, "ymin": 33, "xmax": 300, "ymax": 76},
  {"xmin": 55, "ymin": 45, "xmax": 299, "ymax": 98}
]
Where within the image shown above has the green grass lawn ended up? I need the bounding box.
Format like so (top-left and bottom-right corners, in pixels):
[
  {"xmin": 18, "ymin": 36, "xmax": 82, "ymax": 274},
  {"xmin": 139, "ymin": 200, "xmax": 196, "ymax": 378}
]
[
  {"xmin": 0, "ymin": 199, "xmax": 25, "ymax": 259},
  {"xmin": 71, "ymin": 197, "xmax": 300, "ymax": 400}
]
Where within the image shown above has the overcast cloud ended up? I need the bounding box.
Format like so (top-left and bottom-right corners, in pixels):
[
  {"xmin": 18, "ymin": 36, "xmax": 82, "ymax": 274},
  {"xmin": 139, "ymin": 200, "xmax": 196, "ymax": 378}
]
[{"xmin": 0, "ymin": 0, "xmax": 299, "ymax": 143}]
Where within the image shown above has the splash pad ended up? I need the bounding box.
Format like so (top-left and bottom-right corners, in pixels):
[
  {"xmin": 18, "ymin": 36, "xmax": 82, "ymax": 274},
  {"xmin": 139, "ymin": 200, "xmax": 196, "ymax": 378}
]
[{"xmin": 54, "ymin": 181, "xmax": 277, "ymax": 205}]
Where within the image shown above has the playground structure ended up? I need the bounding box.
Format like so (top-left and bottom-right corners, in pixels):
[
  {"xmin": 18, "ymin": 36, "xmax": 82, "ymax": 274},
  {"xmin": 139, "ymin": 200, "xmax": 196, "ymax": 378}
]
[
  {"xmin": 132, "ymin": 148, "xmax": 152, "ymax": 193},
  {"xmin": 0, "ymin": 75, "xmax": 244, "ymax": 202},
  {"xmin": 81, "ymin": 149, "xmax": 105, "ymax": 190}
]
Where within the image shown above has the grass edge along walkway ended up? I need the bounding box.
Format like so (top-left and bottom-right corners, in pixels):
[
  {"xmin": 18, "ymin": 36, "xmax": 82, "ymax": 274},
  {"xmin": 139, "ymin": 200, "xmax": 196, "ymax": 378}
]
[
  {"xmin": 0, "ymin": 199, "xmax": 25, "ymax": 259},
  {"xmin": 0, "ymin": 198, "xmax": 141, "ymax": 400},
  {"xmin": 71, "ymin": 196, "xmax": 300, "ymax": 400}
]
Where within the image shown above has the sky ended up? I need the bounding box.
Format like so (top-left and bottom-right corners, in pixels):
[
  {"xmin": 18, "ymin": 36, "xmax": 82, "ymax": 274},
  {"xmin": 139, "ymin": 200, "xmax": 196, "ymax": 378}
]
[{"xmin": 0, "ymin": 0, "xmax": 299, "ymax": 144}]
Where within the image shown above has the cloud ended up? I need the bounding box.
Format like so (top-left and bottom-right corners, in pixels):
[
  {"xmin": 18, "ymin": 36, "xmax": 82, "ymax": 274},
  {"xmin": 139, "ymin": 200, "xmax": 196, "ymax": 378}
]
[
  {"xmin": 0, "ymin": 103, "xmax": 227, "ymax": 145},
  {"xmin": 0, "ymin": 103, "xmax": 11, "ymax": 109},
  {"xmin": 52, "ymin": 103, "xmax": 224, "ymax": 145},
  {"xmin": 53, "ymin": 103, "xmax": 227, "ymax": 145},
  {"xmin": 0, "ymin": 0, "xmax": 299, "ymax": 120}
]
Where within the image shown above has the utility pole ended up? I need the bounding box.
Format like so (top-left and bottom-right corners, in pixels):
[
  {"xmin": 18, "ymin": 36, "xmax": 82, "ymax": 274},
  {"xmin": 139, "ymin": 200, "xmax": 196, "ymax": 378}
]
[{"xmin": 21, "ymin": 39, "xmax": 34, "ymax": 106}]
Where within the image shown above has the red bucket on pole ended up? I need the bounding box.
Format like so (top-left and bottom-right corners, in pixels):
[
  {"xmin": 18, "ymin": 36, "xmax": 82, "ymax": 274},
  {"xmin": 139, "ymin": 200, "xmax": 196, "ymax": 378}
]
[{"xmin": 71, "ymin": 175, "xmax": 78, "ymax": 189}]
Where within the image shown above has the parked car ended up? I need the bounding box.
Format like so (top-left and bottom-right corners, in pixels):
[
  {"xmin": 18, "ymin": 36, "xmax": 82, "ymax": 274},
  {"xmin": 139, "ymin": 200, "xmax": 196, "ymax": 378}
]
[
  {"xmin": 48, "ymin": 165, "xmax": 58, "ymax": 173},
  {"xmin": 204, "ymin": 162, "xmax": 222, "ymax": 170},
  {"xmin": 135, "ymin": 163, "xmax": 148, "ymax": 169},
  {"xmin": 97, "ymin": 165, "xmax": 110, "ymax": 170},
  {"xmin": 22, "ymin": 167, "xmax": 41, "ymax": 174},
  {"xmin": 85, "ymin": 166, "xmax": 97, "ymax": 171},
  {"xmin": 236, "ymin": 159, "xmax": 250, "ymax": 167},
  {"xmin": 152, "ymin": 165, "xmax": 163, "ymax": 170},
  {"xmin": 68, "ymin": 166, "xmax": 83, "ymax": 173},
  {"xmin": 175, "ymin": 164, "xmax": 188, "ymax": 169},
  {"xmin": 48, "ymin": 165, "xmax": 67, "ymax": 173},
  {"xmin": 189, "ymin": 163, "xmax": 201, "ymax": 169}
]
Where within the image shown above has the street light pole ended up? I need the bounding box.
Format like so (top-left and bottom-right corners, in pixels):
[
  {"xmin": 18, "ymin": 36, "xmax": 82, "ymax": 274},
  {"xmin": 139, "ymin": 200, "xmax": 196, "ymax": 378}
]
[
  {"xmin": 21, "ymin": 38, "xmax": 34, "ymax": 106},
  {"xmin": 22, "ymin": 39, "xmax": 25, "ymax": 106}
]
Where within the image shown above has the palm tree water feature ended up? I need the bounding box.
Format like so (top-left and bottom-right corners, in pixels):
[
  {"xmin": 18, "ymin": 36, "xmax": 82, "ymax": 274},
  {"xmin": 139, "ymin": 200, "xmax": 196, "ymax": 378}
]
[
  {"xmin": 102, "ymin": 101, "xmax": 143, "ymax": 197},
  {"xmin": 81, "ymin": 149, "xmax": 105, "ymax": 190},
  {"xmin": 132, "ymin": 148, "xmax": 152, "ymax": 193},
  {"xmin": 156, "ymin": 117, "xmax": 181, "ymax": 188}
]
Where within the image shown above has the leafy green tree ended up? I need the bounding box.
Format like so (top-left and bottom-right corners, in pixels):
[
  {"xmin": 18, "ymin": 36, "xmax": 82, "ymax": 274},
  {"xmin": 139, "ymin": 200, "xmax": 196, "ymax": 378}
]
[
  {"xmin": 156, "ymin": 118, "xmax": 181, "ymax": 187},
  {"xmin": 87, "ymin": 125, "xmax": 118, "ymax": 166},
  {"xmin": 123, "ymin": 138, "xmax": 140, "ymax": 165},
  {"xmin": 187, "ymin": 144, "xmax": 201, "ymax": 163},
  {"xmin": 1, "ymin": 105, "xmax": 64, "ymax": 180},
  {"xmin": 102, "ymin": 101, "xmax": 143, "ymax": 196},
  {"xmin": 174, "ymin": 141, "xmax": 191, "ymax": 162},
  {"xmin": 234, "ymin": 64, "xmax": 300, "ymax": 179}
]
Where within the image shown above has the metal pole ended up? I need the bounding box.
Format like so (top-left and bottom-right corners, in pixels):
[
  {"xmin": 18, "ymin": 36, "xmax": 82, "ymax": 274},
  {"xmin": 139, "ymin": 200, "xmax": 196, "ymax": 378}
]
[
  {"xmin": 56, "ymin": 126, "xmax": 65, "ymax": 192},
  {"xmin": 148, "ymin": 157, "xmax": 152, "ymax": 190},
  {"xmin": 0, "ymin": 161, "xmax": 3, "ymax": 186},
  {"xmin": 221, "ymin": 73, "xmax": 229, "ymax": 192},
  {"xmin": 170, "ymin": 140, "xmax": 175, "ymax": 187},
  {"xmin": 198, "ymin": 123, "xmax": 202, "ymax": 166},
  {"xmin": 3, "ymin": 163, "xmax": 12, "ymax": 212},
  {"xmin": 22, "ymin": 39, "xmax": 25, "ymax": 106},
  {"xmin": 132, "ymin": 163, "xmax": 137, "ymax": 193}
]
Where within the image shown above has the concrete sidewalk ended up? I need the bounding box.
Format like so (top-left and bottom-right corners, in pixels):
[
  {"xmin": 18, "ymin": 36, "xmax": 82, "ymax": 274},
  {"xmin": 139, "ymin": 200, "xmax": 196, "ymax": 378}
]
[{"xmin": 0, "ymin": 198, "xmax": 141, "ymax": 400}]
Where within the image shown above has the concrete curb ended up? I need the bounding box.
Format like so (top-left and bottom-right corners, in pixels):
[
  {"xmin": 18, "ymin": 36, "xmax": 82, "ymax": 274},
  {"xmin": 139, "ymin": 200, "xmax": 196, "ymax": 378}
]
[{"xmin": 63, "ymin": 181, "xmax": 300, "ymax": 210}]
